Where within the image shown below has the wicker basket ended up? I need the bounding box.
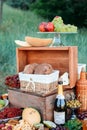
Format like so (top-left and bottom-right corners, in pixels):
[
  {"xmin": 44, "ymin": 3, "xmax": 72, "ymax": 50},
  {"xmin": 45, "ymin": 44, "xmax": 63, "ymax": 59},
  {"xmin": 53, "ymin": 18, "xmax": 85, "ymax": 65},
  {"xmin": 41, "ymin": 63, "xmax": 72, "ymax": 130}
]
[
  {"xmin": 19, "ymin": 70, "xmax": 59, "ymax": 95},
  {"xmin": 76, "ymin": 70, "xmax": 87, "ymax": 112}
]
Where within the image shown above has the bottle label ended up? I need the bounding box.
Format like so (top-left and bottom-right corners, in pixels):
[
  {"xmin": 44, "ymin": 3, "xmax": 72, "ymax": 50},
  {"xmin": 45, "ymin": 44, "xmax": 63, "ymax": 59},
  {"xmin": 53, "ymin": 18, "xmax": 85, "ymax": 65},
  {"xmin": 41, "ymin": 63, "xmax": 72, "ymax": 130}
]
[{"xmin": 54, "ymin": 111, "xmax": 65, "ymax": 125}]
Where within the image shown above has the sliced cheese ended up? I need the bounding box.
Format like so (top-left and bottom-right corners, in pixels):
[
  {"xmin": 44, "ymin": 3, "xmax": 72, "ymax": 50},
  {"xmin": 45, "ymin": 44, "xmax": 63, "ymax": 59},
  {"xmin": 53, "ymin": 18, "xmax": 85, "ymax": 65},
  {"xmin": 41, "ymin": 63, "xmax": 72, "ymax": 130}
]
[
  {"xmin": 60, "ymin": 72, "xmax": 69, "ymax": 85},
  {"xmin": 15, "ymin": 40, "xmax": 31, "ymax": 47}
]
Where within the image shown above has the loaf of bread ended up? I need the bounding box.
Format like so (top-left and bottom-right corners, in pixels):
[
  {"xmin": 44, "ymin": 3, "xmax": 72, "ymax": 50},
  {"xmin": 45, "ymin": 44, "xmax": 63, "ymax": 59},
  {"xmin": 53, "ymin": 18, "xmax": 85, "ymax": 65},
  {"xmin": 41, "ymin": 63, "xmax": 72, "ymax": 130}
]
[
  {"xmin": 23, "ymin": 63, "xmax": 38, "ymax": 74},
  {"xmin": 25, "ymin": 36, "xmax": 52, "ymax": 47},
  {"xmin": 34, "ymin": 63, "xmax": 53, "ymax": 75}
]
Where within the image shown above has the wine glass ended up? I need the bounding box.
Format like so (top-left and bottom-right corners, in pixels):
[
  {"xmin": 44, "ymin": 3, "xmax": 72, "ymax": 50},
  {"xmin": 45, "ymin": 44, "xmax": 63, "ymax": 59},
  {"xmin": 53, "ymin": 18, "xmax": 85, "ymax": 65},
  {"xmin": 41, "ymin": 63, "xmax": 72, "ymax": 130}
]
[{"xmin": 68, "ymin": 107, "xmax": 80, "ymax": 120}]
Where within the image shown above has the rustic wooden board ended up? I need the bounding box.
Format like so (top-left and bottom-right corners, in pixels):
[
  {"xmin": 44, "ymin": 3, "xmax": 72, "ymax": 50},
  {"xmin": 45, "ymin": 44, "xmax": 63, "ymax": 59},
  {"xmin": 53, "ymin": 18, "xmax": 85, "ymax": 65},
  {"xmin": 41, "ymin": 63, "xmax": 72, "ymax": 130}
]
[
  {"xmin": 16, "ymin": 46, "xmax": 78, "ymax": 89},
  {"xmin": 8, "ymin": 88, "xmax": 74, "ymax": 121}
]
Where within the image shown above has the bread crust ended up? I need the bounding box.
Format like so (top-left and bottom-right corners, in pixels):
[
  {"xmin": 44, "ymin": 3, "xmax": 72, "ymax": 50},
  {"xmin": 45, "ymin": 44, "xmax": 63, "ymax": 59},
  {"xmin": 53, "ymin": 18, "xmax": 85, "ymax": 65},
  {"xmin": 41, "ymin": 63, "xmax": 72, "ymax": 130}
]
[
  {"xmin": 23, "ymin": 63, "xmax": 38, "ymax": 74},
  {"xmin": 34, "ymin": 63, "xmax": 53, "ymax": 75}
]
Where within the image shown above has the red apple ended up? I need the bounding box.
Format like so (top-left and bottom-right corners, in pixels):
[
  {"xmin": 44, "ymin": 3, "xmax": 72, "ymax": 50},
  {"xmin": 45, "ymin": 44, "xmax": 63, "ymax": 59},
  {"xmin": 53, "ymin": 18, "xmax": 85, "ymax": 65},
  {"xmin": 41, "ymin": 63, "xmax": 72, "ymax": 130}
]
[
  {"xmin": 45, "ymin": 22, "xmax": 54, "ymax": 32},
  {"xmin": 38, "ymin": 22, "xmax": 47, "ymax": 32}
]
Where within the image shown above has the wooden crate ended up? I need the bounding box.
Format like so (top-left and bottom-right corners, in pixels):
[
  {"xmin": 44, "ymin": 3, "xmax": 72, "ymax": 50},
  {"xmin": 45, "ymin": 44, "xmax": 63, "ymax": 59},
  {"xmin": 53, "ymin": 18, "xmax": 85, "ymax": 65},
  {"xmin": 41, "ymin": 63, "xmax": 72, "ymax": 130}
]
[
  {"xmin": 8, "ymin": 88, "xmax": 74, "ymax": 121},
  {"xmin": 16, "ymin": 46, "xmax": 78, "ymax": 89}
]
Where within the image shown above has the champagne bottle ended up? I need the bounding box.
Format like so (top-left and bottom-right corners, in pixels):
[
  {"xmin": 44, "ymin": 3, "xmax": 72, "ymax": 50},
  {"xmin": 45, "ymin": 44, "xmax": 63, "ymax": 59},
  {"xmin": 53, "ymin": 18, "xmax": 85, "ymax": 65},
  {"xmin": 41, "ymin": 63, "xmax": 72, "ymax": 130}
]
[{"xmin": 54, "ymin": 80, "xmax": 67, "ymax": 125}]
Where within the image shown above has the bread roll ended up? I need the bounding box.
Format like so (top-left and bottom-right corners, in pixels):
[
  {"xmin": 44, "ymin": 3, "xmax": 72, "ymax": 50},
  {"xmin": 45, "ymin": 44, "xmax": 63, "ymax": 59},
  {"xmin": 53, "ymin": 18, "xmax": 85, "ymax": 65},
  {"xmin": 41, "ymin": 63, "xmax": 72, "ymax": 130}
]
[
  {"xmin": 34, "ymin": 63, "xmax": 53, "ymax": 75},
  {"xmin": 23, "ymin": 63, "xmax": 38, "ymax": 74}
]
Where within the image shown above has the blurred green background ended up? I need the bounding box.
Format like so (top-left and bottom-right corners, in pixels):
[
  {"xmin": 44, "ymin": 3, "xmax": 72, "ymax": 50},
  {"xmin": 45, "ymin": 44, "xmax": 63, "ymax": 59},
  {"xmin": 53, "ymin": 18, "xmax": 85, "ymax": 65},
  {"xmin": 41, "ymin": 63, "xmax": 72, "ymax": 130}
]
[{"xmin": 0, "ymin": 0, "xmax": 87, "ymax": 93}]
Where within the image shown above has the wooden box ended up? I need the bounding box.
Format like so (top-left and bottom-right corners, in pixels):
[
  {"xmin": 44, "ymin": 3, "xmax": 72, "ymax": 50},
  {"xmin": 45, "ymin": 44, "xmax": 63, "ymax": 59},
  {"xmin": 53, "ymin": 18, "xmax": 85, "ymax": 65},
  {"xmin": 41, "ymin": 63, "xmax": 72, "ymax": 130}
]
[
  {"xmin": 16, "ymin": 46, "xmax": 78, "ymax": 89},
  {"xmin": 8, "ymin": 46, "xmax": 78, "ymax": 125},
  {"xmin": 8, "ymin": 88, "xmax": 74, "ymax": 121}
]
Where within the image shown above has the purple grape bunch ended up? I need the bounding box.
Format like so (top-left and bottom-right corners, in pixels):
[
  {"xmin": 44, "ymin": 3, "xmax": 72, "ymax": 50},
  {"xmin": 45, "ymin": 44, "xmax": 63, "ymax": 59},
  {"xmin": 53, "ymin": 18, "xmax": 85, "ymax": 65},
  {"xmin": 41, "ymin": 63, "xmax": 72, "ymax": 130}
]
[
  {"xmin": 51, "ymin": 125, "xmax": 67, "ymax": 130},
  {"xmin": 77, "ymin": 111, "xmax": 87, "ymax": 120}
]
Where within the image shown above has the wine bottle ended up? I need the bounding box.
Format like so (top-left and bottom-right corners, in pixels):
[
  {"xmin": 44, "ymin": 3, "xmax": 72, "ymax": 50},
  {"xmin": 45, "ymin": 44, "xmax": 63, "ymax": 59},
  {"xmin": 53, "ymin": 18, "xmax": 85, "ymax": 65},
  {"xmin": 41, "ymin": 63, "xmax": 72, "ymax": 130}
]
[{"xmin": 54, "ymin": 80, "xmax": 67, "ymax": 125}]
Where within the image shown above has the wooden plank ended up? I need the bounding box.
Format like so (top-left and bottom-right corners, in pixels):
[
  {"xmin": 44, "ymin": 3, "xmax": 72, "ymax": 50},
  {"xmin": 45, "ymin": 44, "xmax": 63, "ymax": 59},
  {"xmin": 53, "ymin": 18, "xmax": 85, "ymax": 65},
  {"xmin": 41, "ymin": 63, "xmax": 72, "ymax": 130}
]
[
  {"xmin": 17, "ymin": 46, "xmax": 70, "ymax": 51},
  {"xmin": 16, "ymin": 49, "xmax": 28, "ymax": 72},
  {"xmin": 45, "ymin": 94, "xmax": 56, "ymax": 121},
  {"xmin": 69, "ymin": 46, "xmax": 78, "ymax": 88}
]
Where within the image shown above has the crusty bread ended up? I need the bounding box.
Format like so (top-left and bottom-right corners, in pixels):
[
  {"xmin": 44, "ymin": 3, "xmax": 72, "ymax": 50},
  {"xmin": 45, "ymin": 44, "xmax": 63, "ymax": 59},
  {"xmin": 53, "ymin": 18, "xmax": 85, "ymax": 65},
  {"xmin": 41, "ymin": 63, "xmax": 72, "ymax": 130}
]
[
  {"xmin": 25, "ymin": 36, "xmax": 52, "ymax": 47},
  {"xmin": 23, "ymin": 63, "xmax": 38, "ymax": 74},
  {"xmin": 34, "ymin": 63, "xmax": 53, "ymax": 75}
]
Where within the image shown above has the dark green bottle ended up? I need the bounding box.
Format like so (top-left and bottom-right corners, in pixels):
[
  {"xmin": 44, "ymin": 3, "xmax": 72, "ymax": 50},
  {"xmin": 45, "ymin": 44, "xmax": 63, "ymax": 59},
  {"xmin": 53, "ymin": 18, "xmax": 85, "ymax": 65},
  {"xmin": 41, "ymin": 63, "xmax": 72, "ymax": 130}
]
[{"xmin": 54, "ymin": 80, "xmax": 67, "ymax": 125}]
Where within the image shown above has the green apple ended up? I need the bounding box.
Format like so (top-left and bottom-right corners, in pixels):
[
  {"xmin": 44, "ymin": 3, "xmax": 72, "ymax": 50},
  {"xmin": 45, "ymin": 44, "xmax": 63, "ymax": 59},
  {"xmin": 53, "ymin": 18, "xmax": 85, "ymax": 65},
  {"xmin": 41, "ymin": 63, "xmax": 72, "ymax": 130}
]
[{"xmin": 0, "ymin": 99, "xmax": 5, "ymax": 106}]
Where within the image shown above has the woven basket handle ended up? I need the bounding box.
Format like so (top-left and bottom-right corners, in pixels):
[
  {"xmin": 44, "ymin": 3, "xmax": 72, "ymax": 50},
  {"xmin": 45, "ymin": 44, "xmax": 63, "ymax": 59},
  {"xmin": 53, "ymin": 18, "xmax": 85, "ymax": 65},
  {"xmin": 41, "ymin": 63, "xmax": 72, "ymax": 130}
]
[{"xmin": 25, "ymin": 78, "xmax": 35, "ymax": 92}]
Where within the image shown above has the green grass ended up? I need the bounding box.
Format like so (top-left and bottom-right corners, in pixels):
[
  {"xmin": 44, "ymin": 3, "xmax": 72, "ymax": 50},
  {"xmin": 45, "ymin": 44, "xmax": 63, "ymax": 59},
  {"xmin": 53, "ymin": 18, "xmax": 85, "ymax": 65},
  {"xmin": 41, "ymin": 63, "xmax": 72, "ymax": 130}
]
[{"xmin": 0, "ymin": 4, "xmax": 87, "ymax": 94}]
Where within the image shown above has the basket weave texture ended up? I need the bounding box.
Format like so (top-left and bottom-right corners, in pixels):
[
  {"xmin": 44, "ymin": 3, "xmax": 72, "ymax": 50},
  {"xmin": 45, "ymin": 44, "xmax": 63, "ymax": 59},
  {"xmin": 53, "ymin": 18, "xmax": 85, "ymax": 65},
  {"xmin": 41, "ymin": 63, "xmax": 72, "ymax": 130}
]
[
  {"xmin": 20, "ymin": 80, "xmax": 57, "ymax": 95},
  {"xmin": 76, "ymin": 71, "xmax": 87, "ymax": 112},
  {"xmin": 19, "ymin": 70, "xmax": 59, "ymax": 95}
]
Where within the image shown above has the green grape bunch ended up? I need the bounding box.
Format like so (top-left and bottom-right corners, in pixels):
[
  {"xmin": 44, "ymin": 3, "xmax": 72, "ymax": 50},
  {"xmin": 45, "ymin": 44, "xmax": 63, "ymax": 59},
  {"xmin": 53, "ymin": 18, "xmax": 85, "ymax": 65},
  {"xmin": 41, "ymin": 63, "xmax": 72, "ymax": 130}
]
[{"xmin": 52, "ymin": 16, "xmax": 77, "ymax": 32}]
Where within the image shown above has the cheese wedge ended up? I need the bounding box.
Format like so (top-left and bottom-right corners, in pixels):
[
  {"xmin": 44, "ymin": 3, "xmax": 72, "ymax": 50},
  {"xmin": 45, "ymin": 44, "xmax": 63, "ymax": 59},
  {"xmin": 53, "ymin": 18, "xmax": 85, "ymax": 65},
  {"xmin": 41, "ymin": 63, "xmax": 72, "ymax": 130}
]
[{"xmin": 15, "ymin": 40, "xmax": 31, "ymax": 47}]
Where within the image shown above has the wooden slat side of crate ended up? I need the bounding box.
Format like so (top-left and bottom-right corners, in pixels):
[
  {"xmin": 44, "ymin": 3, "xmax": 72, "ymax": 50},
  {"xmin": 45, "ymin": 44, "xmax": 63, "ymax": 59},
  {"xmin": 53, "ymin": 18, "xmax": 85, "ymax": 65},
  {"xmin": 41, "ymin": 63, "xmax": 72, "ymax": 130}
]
[
  {"xmin": 69, "ymin": 46, "xmax": 78, "ymax": 88},
  {"xmin": 8, "ymin": 89, "xmax": 55, "ymax": 120},
  {"xmin": 16, "ymin": 47, "xmax": 70, "ymax": 74},
  {"xmin": 8, "ymin": 88, "xmax": 75, "ymax": 121},
  {"xmin": 16, "ymin": 46, "xmax": 78, "ymax": 89}
]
